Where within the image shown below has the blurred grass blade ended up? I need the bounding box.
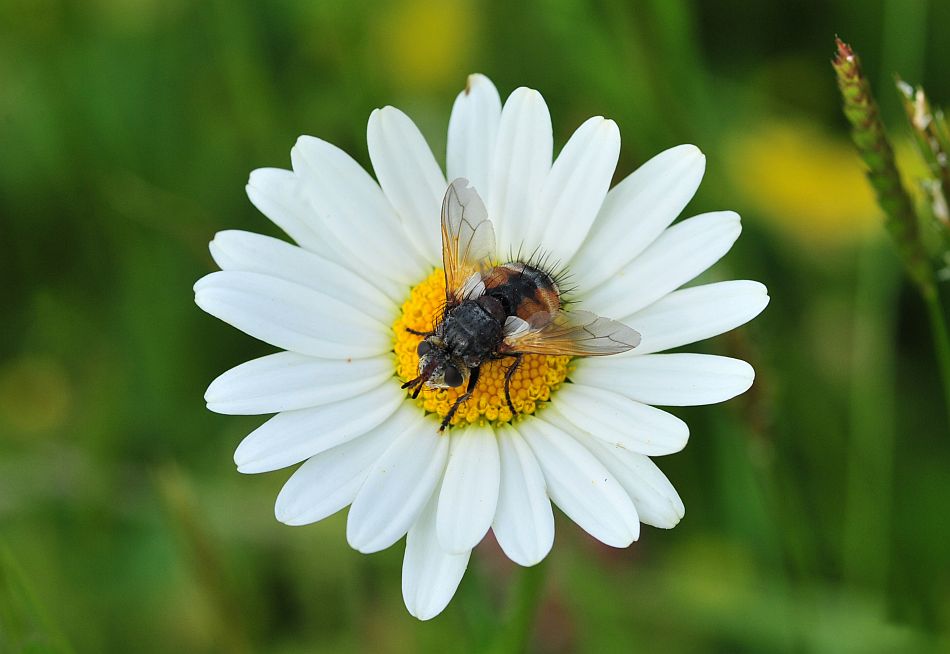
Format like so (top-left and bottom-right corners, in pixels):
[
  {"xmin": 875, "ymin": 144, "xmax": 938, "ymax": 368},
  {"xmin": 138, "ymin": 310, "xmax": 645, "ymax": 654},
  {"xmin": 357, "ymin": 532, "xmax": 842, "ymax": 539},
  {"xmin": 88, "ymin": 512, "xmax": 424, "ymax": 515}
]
[
  {"xmin": 156, "ymin": 465, "xmax": 253, "ymax": 654},
  {"xmin": 0, "ymin": 543, "xmax": 74, "ymax": 653}
]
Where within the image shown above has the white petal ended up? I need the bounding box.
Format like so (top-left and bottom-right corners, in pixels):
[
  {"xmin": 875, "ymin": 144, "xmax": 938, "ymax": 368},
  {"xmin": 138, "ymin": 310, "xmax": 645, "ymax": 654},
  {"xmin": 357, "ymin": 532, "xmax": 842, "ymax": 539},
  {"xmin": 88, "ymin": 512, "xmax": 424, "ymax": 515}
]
[
  {"xmin": 447, "ymin": 74, "xmax": 502, "ymax": 201},
  {"xmin": 347, "ymin": 419, "xmax": 449, "ymax": 553},
  {"xmin": 584, "ymin": 438, "xmax": 685, "ymax": 529},
  {"xmin": 519, "ymin": 415, "xmax": 639, "ymax": 547},
  {"xmin": 246, "ymin": 168, "xmax": 335, "ymax": 260},
  {"xmin": 555, "ymin": 384, "xmax": 689, "ymax": 456},
  {"xmin": 571, "ymin": 354, "xmax": 755, "ymax": 406},
  {"xmin": 584, "ymin": 211, "xmax": 741, "ymax": 318},
  {"xmin": 436, "ymin": 425, "xmax": 500, "ymax": 554},
  {"xmin": 526, "ymin": 117, "xmax": 620, "ymax": 262},
  {"xmin": 290, "ymin": 136, "xmax": 428, "ymax": 290},
  {"xmin": 492, "ymin": 424, "xmax": 554, "ymax": 566},
  {"xmin": 367, "ymin": 106, "xmax": 446, "ymax": 265},
  {"xmin": 205, "ymin": 352, "xmax": 394, "ymax": 415},
  {"xmin": 274, "ymin": 404, "xmax": 419, "ymax": 525},
  {"xmin": 571, "ymin": 145, "xmax": 706, "ymax": 289},
  {"xmin": 402, "ymin": 487, "xmax": 471, "ymax": 621},
  {"xmin": 622, "ymin": 280, "xmax": 770, "ymax": 355},
  {"xmin": 194, "ymin": 271, "xmax": 390, "ymax": 359},
  {"xmin": 233, "ymin": 381, "xmax": 403, "ymax": 473},
  {"xmin": 209, "ymin": 230, "xmax": 397, "ymax": 325},
  {"xmin": 489, "ymin": 87, "xmax": 553, "ymax": 257}
]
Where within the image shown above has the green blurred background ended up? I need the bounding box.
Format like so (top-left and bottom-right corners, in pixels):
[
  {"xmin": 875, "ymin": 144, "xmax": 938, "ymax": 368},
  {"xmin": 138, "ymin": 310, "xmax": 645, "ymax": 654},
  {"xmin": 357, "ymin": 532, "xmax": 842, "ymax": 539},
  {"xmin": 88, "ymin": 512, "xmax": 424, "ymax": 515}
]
[{"xmin": 3, "ymin": 0, "xmax": 950, "ymax": 651}]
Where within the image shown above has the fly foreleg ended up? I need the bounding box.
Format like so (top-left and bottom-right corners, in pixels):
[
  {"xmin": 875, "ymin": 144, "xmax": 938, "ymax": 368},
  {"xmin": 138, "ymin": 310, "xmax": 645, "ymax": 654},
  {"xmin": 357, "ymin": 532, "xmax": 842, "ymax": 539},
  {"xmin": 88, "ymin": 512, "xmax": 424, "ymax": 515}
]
[{"xmin": 440, "ymin": 366, "xmax": 480, "ymax": 431}]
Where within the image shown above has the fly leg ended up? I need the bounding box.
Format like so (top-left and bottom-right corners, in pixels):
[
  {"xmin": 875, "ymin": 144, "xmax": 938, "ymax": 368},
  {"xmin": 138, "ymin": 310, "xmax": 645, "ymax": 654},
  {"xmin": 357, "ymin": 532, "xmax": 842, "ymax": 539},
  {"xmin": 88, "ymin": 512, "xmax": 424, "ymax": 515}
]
[
  {"xmin": 402, "ymin": 358, "xmax": 439, "ymax": 398},
  {"xmin": 405, "ymin": 327, "xmax": 432, "ymax": 336},
  {"xmin": 503, "ymin": 353, "xmax": 524, "ymax": 417},
  {"xmin": 440, "ymin": 366, "xmax": 480, "ymax": 431}
]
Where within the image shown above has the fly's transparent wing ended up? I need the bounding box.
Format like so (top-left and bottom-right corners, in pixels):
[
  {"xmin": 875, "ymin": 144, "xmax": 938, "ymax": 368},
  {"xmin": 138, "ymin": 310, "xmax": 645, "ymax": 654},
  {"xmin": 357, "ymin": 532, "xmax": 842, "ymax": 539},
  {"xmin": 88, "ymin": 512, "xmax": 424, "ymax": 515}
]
[
  {"xmin": 441, "ymin": 178, "xmax": 496, "ymax": 304},
  {"xmin": 502, "ymin": 310, "xmax": 640, "ymax": 356}
]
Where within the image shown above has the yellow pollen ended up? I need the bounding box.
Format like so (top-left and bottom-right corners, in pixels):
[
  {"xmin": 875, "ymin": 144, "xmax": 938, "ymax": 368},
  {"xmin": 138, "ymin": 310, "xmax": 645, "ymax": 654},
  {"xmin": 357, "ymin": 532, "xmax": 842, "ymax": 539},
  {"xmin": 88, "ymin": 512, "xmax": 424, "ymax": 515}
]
[{"xmin": 393, "ymin": 270, "xmax": 571, "ymax": 428}]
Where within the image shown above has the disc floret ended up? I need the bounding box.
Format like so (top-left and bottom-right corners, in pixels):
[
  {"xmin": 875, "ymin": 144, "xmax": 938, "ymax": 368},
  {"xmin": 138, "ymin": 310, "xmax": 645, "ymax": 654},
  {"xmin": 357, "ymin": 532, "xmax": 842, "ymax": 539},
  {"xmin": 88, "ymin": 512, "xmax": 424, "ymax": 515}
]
[{"xmin": 393, "ymin": 270, "xmax": 571, "ymax": 428}]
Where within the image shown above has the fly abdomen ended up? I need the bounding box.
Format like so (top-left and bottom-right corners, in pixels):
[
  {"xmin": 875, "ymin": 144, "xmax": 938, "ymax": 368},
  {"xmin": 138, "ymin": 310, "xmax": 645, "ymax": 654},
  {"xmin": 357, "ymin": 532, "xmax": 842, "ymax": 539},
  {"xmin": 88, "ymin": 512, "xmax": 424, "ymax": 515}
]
[{"xmin": 484, "ymin": 262, "xmax": 561, "ymax": 320}]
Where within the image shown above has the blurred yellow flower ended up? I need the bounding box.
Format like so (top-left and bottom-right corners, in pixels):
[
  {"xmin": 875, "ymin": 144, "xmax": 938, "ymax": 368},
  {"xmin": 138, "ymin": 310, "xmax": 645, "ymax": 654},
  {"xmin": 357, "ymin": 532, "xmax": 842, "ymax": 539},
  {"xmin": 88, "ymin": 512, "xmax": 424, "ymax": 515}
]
[
  {"xmin": 725, "ymin": 121, "xmax": 881, "ymax": 246},
  {"xmin": 88, "ymin": 0, "xmax": 184, "ymax": 33},
  {"xmin": 0, "ymin": 355, "xmax": 71, "ymax": 435},
  {"xmin": 374, "ymin": 0, "xmax": 477, "ymax": 90}
]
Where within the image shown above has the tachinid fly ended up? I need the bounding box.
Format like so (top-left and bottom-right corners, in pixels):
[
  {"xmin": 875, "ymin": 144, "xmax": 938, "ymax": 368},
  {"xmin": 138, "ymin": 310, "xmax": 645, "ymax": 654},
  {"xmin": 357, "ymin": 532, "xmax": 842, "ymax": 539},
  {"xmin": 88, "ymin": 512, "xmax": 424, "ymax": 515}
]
[{"xmin": 402, "ymin": 179, "xmax": 641, "ymax": 430}]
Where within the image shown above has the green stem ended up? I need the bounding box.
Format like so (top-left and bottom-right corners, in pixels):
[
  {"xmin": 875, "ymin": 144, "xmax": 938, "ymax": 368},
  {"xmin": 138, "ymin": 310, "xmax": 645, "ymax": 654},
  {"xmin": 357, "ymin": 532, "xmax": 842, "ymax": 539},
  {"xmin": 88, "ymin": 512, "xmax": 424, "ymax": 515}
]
[
  {"xmin": 923, "ymin": 288, "xmax": 950, "ymax": 429},
  {"xmin": 843, "ymin": 238, "xmax": 899, "ymax": 595},
  {"xmin": 488, "ymin": 561, "xmax": 548, "ymax": 654}
]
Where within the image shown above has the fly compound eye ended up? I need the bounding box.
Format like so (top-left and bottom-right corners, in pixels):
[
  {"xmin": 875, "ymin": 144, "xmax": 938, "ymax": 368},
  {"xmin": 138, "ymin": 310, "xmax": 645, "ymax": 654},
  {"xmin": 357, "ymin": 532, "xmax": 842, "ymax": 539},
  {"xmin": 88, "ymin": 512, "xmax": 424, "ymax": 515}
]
[
  {"xmin": 444, "ymin": 365, "xmax": 463, "ymax": 388},
  {"xmin": 417, "ymin": 341, "xmax": 432, "ymax": 357}
]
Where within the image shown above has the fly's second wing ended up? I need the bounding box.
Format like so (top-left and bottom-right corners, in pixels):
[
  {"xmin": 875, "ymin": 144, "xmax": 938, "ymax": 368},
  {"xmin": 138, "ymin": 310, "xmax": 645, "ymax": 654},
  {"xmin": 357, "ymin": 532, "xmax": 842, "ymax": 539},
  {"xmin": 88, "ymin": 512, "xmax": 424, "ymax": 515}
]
[
  {"xmin": 441, "ymin": 178, "xmax": 496, "ymax": 305},
  {"xmin": 502, "ymin": 310, "xmax": 640, "ymax": 356}
]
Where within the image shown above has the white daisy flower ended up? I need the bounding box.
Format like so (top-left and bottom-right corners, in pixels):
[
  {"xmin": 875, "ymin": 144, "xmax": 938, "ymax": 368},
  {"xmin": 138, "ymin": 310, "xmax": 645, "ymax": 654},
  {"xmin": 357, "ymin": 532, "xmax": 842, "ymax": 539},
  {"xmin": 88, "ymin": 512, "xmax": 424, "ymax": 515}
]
[{"xmin": 194, "ymin": 74, "xmax": 769, "ymax": 620}]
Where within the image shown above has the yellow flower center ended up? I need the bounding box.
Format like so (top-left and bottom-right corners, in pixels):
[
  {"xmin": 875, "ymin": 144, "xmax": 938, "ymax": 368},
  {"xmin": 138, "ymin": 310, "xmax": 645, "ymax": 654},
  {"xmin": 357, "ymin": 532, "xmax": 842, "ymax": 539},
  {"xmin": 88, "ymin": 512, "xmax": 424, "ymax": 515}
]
[{"xmin": 393, "ymin": 270, "xmax": 571, "ymax": 428}]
